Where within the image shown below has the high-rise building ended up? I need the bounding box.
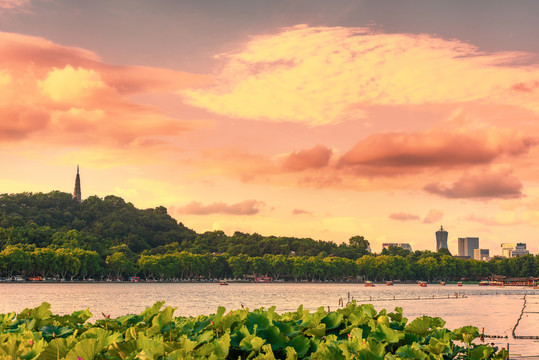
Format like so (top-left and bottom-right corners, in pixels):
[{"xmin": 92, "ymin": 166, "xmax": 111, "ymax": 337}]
[
  {"xmin": 382, "ymin": 243, "xmax": 412, "ymax": 251},
  {"xmin": 435, "ymin": 226, "xmax": 448, "ymax": 251},
  {"xmin": 501, "ymin": 243, "xmax": 529, "ymax": 257},
  {"xmin": 457, "ymin": 237, "xmax": 479, "ymax": 257},
  {"xmin": 73, "ymin": 165, "xmax": 81, "ymax": 203},
  {"xmin": 474, "ymin": 248, "xmax": 490, "ymax": 261},
  {"xmin": 457, "ymin": 238, "xmax": 465, "ymax": 257}
]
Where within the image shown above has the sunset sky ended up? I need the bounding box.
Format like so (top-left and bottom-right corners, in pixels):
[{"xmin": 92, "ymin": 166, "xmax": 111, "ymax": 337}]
[{"xmin": 1, "ymin": 0, "xmax": 539, "ymax": 255}]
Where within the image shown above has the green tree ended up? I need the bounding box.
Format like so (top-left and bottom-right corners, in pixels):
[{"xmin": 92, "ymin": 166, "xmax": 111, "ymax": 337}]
[{"xmin": 106, "ymin": 252, "xmax": 134, "ymax": 280}]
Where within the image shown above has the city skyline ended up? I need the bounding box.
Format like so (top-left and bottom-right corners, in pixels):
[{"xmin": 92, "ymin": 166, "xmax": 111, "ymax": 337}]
[{"xmin": 1, "ymin": 1, "xmax": 539, "ymax": 255}]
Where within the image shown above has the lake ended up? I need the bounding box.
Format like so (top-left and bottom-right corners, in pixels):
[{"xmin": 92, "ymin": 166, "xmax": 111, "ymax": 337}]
[{"xmin": 1, "ymin": 282, "xmax": 538, "ymax": 357}]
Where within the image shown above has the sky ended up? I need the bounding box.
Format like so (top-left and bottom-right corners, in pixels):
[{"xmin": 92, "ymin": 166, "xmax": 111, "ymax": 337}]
[{"xmin": 1, "ymin": 0, "xmax": 539, "ymax": 255}]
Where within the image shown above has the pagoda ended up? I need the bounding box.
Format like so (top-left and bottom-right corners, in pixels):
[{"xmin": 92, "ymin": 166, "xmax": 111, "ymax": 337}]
[{"xmin": 73, "ymin": 165, "xmax": 81, "ymax": 203}]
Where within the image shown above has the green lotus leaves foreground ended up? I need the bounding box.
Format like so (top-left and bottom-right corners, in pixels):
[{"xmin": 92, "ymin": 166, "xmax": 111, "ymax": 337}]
[{"xmin": 0, "ymin": 302, "xmax": 508, "ymax": 360}]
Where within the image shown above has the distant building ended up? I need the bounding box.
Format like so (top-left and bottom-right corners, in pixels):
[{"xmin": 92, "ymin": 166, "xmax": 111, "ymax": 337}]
[
  {"xmin": 501, "ymin": 243, "xmax": 529, "ymax": 258},
  {"xmin": 382, "ymin": 243, "xmax": 412, "ymax": 251},
  {"xmin": 73, "ymin": 165, "xmax": 81, "ymax": 203},
  {"xmin": 457, "ymin": 237, "xmax": 479, "ymax": 257},
  {"xmin": 474, "ymin": 248, "xmax": 490, "ymax": 261},
  {"xmin": 435, "ymin": 226, "xmax": 448, "ymax": 251}
]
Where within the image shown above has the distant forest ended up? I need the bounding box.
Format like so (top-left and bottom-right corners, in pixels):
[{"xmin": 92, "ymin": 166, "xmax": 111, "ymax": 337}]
[{"xmin": 0, "ymin": 191, "xmax": 537, "ymax": 281}]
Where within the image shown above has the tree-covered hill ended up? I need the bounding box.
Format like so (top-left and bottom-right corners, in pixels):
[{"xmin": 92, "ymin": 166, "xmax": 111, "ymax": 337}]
[
  {"xmin": 0, "ymin": 191, "xmax": 370, "ymax": 258},
  {"xmin": 0, "ymin": 191, "xmax": 196, "ymax": 253}
]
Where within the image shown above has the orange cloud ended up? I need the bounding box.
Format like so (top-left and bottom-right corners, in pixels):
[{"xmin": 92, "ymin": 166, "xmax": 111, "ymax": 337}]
[
  {"xmin": 283, "ymin": 145, "xmax": 332, "ymax": 171},
  {"xmin": 424, "ymin": 167, "xmax": 523, "ymax": 199},
  {"xmin": 0, "ymin": 31, "xmax": 210, "ymax": 146},
  {"xmin": 338, "ymin": 128, "xmax": 536, "ymax": 175},
  {"xmin": 175, "ymin": 200, "xmax": 264, "ymax": 215},
  {"xmin": 389, "ymin": 212, "xmax": 420, "ymax": 221},
  {"xmin": 182, "ymin": 25, "xmax": 539, "ymax": 126}
]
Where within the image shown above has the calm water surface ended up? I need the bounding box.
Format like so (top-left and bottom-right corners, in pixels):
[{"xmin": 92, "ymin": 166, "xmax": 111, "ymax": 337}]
[{"xmin": 1, "ymin": 283, "xmax": 538, "ymax": 357}]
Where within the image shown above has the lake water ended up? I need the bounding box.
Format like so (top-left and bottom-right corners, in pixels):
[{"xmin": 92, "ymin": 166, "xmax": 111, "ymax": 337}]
[{"xmin": 1, "ymin": 283, "xmax": 538, "ymax": 357}]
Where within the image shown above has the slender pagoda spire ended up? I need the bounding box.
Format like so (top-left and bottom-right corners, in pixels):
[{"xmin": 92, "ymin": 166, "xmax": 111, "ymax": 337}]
[{"xmin": 73, "ymin": 165, "xmax": 81, "ymax": 203}]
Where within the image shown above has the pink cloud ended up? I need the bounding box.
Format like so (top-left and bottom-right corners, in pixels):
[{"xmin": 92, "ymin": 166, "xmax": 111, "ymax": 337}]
[
  {"xmin": 511, "ymin": 81, "xmax": 539, "ymax": 93},
  {"xmin": 424, "ymin": 167, "xmax": 523, "ymax": 199},
  {"xmin": 389, "ymin": 212, "xmax": 420, "ymax": 221},
  {"xmin": 423, "ymin": 209, "xmax": 444, "ymax": 224},
  {"xmin": 0, "ymin": 0, "xmax": 29, "ymax": 12},
  {"xmin": 283, "ymin": 145, "xmax": 332, "ymax": 171},
  {"xmin": 177, "ymin": 200, "xmax": 264, "ymax": 215},
  {"xmin": 0, "ymin": 31, "xmax": 210, "ymax": 146},
  {"xmin": 338, "ymin": 128, "xmax": 537, "ymax": 176}
]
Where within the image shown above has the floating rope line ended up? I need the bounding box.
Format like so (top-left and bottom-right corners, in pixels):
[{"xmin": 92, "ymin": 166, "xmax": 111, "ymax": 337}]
[{"xmin": 512, "ymin": 295, "xmax": 527, "ymax": 339}]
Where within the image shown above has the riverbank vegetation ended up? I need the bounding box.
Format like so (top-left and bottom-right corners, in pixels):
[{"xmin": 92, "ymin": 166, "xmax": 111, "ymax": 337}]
[
  {"xmin": 0, "ymin": 301, "xmax": 508, "ymax": 359},
  {"xmin": 0, "ymin": 192, "xmax": 538, "ymax": 282}
]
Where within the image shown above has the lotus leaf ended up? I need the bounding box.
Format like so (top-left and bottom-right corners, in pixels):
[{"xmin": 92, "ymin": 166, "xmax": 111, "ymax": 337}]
[
  {"xmin": 247, "ymin": 311, "xmax": 271, "ymax": 333},
  {"xmin": 212, "ymin": 306, "xmax": 227, "ymax": 327},
  {"xmin": 107, "ymin": 339, "xmax": 138, "ymax": 359},
  {"xmin": 0, "ymin": 302, "xmax": 511, "ymax": 360},
  {"xmin": 387, "ymin": 307, "xmax": 405, "ymax": 324},
  {"xmin": 468, "ymin": 344, "xmax": 495, "ymax": 360},
  {"xmin": 136, "ymin": 333, "xmax": 165, "ymax": 359},
  {"xmin": 322, "ymin": 312, "xmax": 344, "ymax": 331},
  {"xmin": 239, "ymin": 334, "xmax": 265, "ymax": 353},
  {"xmin": 274, "ymin": 320, "xmax": 299, "ymax": 338},
  {"xmin": 452, "ymin": 325, "xmax": 479, "ymax": 343},
  {"xmin": 310, "ymin": 341, "xmax": 345, "ymax": 360},
  {"xmin": 36, "ymin": 338, "xmax": 68, "ymax": 360},
  {"xmin": 395, "ymin": 343, "xmax": 428, "ymax": 359},
  {"xmin": 39, "ymin": 325, "xmax": 74, "ymax": 341},
  {"xmin": 285, "ymin": 346, "xmax": 298, "ymax": 360},
  {"xmin": 304, "ymin": 323, "xmax": 326, "ymax": 338},
  {"xmin": 258, "ymin": 325, "xmax": 288, "ymax": 351},
  {"xmin": 370, "ymin": 324, "xmax": 404, "ymax": 344},
  {"xmin": 360, "ymin": 304, "xmax": 377, "ymax": 318},
  {"xmin": 147, "ymin": 306, "xmax": 176, "ymax": 336},
  {"xmin": 288, "ymin": 335, "xmax": 310, "ymax": 358},
  {"xmin": 404, "ymin": 316, "xmax": 444, "ymax": 337},
  {"xmin": 140, "ymin": 301, "xmax": 165, "ymax": 322},
  {"xmin": 422, "ymin": 337, "xmax": 449, "ymax": 355}
]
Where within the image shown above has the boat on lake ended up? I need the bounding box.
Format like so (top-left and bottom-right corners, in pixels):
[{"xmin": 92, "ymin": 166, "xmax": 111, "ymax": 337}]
[
  {"xmin": 386, "ymin": 281, "xmax": 393, "ymax": 286},
  {"xmin": 218, "ymin": 281, "xmax": 228, "ymax": 286},
  {"xmin": 419, "ymin": 281, "xmax": 427, "ymax": 287},
  {"xmin": 440, "ymin": 281, "xmax": 446, "ymax": 286},
  {"xmin": 365, "ymin": 281, "xmax": 375, "ymax": 287},
  {"xmin": 457, "ymin": 282, "xmax": 463, "ymax": 287}
]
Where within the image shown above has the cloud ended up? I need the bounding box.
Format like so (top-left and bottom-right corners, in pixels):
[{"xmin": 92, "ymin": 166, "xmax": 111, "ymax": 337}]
[
  {"xmin": 177, "ymin": 200, "xmax": 264, "ymax": 215},
  {"xmin": 182, "ymin": 25, "xmax": 539, "ymax": 126},
  {"xmin": 0, "ymin": 0, "xmax": 29, "ymax": 12},
  {"xmin": 424, "ymin": 167, "xmax": 523, "ymax": 199},
  {"xmin": 389, "ymin": 212, "xmax": 420, "ymax": 221},
  {"xmin": 338, "ymin": 128, "xmax": 537, "ymax": 176},
  {"xmin": 292, "ymin": 208, "xmax": 312, "ymax": 215},
  {"xmin": 0, "ymin": 31, "xmax": 210, "ymax": 145},
  {"xmin": 39, "ymin": 66, "xmax": 106, "ymax": 102},
  {"xmin": 283, "ymin": 145, "xmax": 332, "ymax": 171},
  {"xmin": 423, "ymin": 209, "xmax": 444, "ymax": 224}
]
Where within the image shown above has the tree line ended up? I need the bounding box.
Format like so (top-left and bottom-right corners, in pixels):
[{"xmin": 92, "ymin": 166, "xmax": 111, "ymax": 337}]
[
  {"xmin": 1, "ymin": 244, "xmax": 538, "ymax": 281},
  {"xmin": 0, "ymin": 191, "xmax": 537, "ymax": 281}
]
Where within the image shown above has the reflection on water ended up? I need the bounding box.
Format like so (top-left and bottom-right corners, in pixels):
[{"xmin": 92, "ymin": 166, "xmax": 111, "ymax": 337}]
[{"xmin": 2, "ymin": 283, "xmax": 538, "ymax": 356}]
